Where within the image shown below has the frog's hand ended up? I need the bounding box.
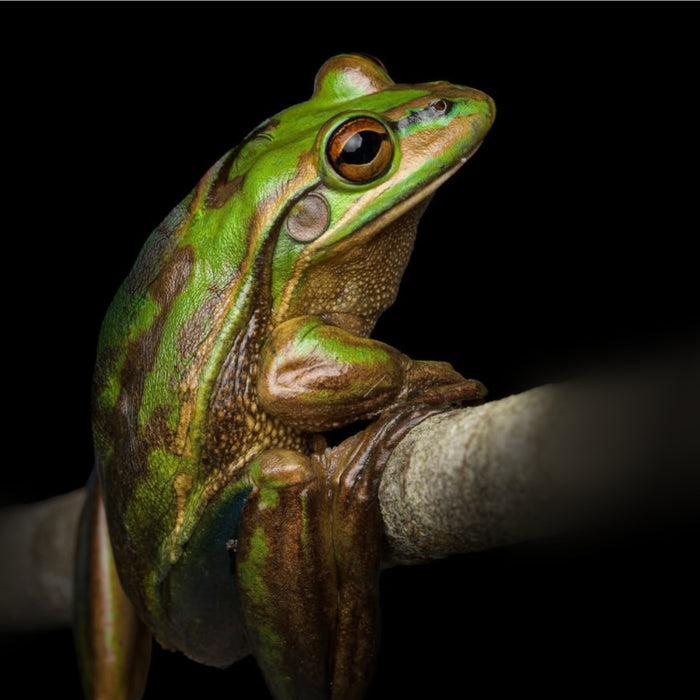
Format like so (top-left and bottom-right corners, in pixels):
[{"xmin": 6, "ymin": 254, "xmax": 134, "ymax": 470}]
[
  {"xmin": 258, "ymin": 316, "xmax": 487, "ymax": 432},
  {"xmin": 74, "ymin": 470, "xmax": 152, "ymax": 700},
  {"xmin": 237, "ymin": 450, "xmax": 337, "ymax": 700}
]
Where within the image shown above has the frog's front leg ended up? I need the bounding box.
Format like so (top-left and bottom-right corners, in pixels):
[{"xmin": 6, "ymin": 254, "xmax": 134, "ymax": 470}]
[
  {"xmin": 74, "ymin": 471, "xmax": 152, "ymax": 700},
  {"xmin": 257, "ymin": 315, "xmax": 486, "ymax": 432}
]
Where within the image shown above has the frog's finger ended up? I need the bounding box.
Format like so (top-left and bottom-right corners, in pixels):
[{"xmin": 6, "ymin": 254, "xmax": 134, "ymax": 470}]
[{"xmin": 258, "ymin": 316, "xmax": 483, "ymax": 433}]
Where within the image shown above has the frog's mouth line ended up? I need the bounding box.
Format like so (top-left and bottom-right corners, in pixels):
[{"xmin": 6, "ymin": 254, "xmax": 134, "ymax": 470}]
[{"xmin": 331, "ymin": 142, "xmax": 483, "ymax": 252}]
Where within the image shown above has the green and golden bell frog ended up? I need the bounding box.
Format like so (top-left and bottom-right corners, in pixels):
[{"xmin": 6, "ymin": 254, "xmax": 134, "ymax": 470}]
[{"xmin": 74, "ymin": 54, "xmax": 495, "ymax": 700}]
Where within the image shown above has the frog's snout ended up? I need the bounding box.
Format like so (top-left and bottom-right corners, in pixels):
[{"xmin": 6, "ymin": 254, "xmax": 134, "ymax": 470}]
[
  {"xmin": 465, "ymin": 91, "xmax": 496, "ymax": 131},
  {"xmin": 484, "ymin": 94, "xmax": 496, "ymax": 126}
]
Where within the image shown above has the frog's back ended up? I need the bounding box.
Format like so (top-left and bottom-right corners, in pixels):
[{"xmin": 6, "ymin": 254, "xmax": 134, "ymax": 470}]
[{"xmin": 92, "ymin": 152, "xmax": 305, "ymax": 650}]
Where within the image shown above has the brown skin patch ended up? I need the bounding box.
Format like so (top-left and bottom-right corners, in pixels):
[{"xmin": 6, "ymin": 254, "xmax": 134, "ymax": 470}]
[
  {"xmin": 175, "ymin": 289, "xmax": 233, "ymax": 367},
  {"xmin": 200, "ymin": 307, "xmax": 308, "ymax": 478},
  {"xmin": 122, "ymin": 162, "xmax": 213, "ymax": 301},
  {"xmin": 96, "ymin": 245, "xmax": 195, "ymax": 616},
  {"xmin": 200, "ymin": 239, "xmax": 310, "ymax": 489},
  {"xmin": 171, "ymin": 154, "xmax": 311, "ymax": 455},
  {"xmin": 148, "ymin": 244, "xmax": 195, "ymax": 306},
  {"xmin": 285, "ymin": 199, "xmax": 431, "ymax": 336},
  {"xmin": 206, "ymin": 170, "xmax": 245, "ymax": 210}
]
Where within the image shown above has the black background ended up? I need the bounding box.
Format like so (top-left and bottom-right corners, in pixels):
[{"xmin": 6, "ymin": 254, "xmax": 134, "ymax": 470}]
[{"xmin": 2, "ymin": 6, "xmax": 698, "ymax": 697}]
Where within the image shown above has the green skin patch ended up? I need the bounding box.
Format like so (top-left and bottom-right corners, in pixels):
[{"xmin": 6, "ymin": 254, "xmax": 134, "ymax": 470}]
[
  {"xmin": 237, "ymin": 527, "xmax": 281, "ymax": 661},
  {"xmin": 78, "ymin": 53, "xmax": 495, "ymax": 698}
]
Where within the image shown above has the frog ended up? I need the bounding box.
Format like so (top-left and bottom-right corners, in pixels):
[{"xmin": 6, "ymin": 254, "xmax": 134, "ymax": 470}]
[{"xmin": 73, "ymin": 54, "xmax": 495, "ymax": 700}]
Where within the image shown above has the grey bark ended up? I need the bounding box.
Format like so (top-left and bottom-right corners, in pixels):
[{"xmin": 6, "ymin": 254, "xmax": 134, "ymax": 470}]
[
  {"xmin": 380, "ymin": 369, "xmax": 699, "ymax": 564},
  {"xmin": 0, "ymin": 489, "xmax": 84, "ymax": 630},
  {"xmin": 1, "ymin": 356, "xmax": 698, "ymax": 631}
]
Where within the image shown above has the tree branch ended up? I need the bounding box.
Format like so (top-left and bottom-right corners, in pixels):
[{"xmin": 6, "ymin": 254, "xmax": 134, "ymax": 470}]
[
  {"xmin": 381, "ymin": 361, "xmax": 700, "ymax": 564},
  {"xmin": 1, "ymin": 355, "xmax": 698, "ymax": 631},
  {"xmin": 0, "ymin": 489, "xmax": 84, "ymax": 631}
]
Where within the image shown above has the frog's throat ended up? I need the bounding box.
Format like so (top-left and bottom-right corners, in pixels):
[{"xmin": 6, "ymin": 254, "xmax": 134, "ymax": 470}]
[{"xmin": 274, "ymin": 143, "xmax": 481, "ymax": 329}]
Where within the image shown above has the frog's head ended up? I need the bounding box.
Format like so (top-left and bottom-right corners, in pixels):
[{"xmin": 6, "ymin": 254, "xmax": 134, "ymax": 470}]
[{"xmin": 196, "ymin": 54, "xmax": 495, "ymax": 336}]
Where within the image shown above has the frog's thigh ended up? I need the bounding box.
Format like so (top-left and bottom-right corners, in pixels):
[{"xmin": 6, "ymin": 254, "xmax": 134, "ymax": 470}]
[
  {"xmin": 237, "ymin": 449, "xmax": 337, "ymax": 700},
  {"xmin": 74, "ymin": 471, "xmax": 152, "ymax": 700}
]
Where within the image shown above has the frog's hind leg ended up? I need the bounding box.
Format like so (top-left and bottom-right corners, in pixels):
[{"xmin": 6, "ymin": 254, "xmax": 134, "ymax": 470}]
[
  {"xmin": 74, "ymin": 470, "xmax": 152, "ymax": 700},
  {"xmin": 238, "ymin": 407, "xmax": 439, "ymax": 700},
  {"xmin": 237, "ymin": 449, "xmax": 338, "ymax": 700}
]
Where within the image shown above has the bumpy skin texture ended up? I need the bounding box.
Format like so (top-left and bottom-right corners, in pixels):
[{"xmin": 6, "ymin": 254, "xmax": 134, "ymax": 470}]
[{"xmin": 76, "ymin": 54, "xmax": 495, "ymax": 698}]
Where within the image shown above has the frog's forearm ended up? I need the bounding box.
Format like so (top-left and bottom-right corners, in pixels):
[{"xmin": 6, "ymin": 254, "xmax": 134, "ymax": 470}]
[{"xmin": 258, "ymin": 316, "xmax": 465, "ymax": 431}]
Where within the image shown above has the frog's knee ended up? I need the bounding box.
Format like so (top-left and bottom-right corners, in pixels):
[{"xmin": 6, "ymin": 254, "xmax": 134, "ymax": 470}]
[{"xmin": 250, "ymin": 449, "xmax": 316, "ymax": 489}]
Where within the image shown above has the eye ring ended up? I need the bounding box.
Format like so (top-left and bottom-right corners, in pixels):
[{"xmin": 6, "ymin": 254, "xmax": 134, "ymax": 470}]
[
  {"xmin": 326, "ymin": 116, "xmax": 394, "ymax": 184},
  {"xmin": 429, "ymin": 99, "xmax": 450, "ymax": 115}
]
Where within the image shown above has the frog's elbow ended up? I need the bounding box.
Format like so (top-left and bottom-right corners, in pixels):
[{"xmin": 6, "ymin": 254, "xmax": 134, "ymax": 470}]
[
  {"xmin": 257, "ymin": 361, "xmax": 299, "ymax": 412},
  {"xmin": 258, "ymin": 356, "xmax": 338, "ymax": 411}
]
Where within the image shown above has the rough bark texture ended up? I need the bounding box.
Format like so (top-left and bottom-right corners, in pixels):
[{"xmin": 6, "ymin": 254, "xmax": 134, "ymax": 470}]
[
  {"xmin": 1, "ymin": 356, "xmax": 698, "ymax": 631},
  {"xmin": 380, "ymin": 362, "xmax": 700, "ymax": 565}
]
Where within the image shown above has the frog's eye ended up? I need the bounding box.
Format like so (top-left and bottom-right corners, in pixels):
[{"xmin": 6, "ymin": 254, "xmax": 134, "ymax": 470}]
[{"xmin": 326, "ymin": 117, "xmax": 393, "ymax": 184}]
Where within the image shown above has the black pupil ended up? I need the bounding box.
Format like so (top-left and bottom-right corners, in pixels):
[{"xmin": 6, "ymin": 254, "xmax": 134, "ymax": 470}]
[{"xmin": 341, "ymin": 130, "xmax": 385, "ymax": 165}]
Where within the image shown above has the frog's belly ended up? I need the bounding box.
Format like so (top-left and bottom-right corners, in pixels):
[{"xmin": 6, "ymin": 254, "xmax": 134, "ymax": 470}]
[{"xmin": 153, "ymin": 479, "xmax": 253, "ymax": 667}]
